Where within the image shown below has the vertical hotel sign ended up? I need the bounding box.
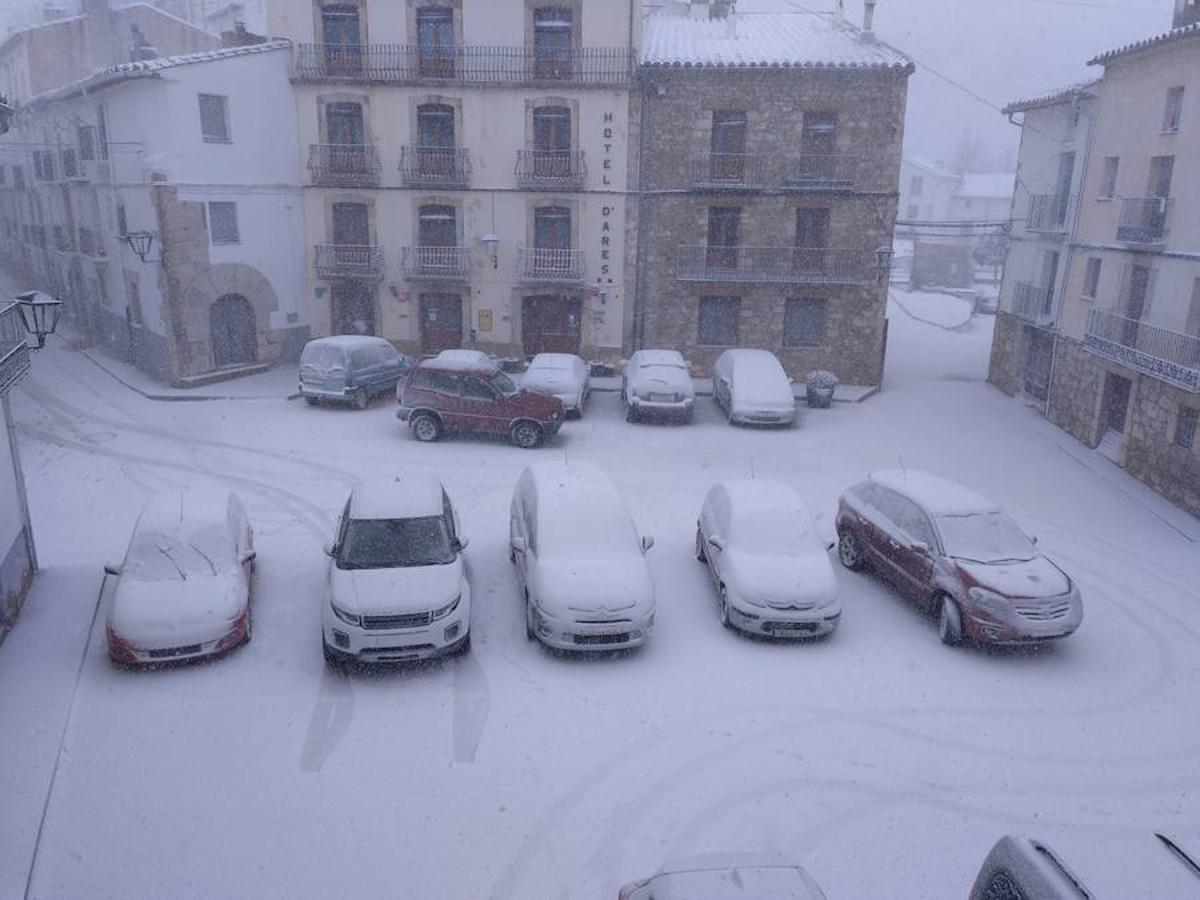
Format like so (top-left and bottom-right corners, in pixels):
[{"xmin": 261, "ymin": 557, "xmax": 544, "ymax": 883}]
[{"xmin": 598, "ymin": 112, "xmax": 615, "ymax": 281}]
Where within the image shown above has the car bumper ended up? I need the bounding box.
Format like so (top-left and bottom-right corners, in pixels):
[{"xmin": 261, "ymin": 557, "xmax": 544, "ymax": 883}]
[
  {"xmin": 729, "ymin": 606, "xmax": 840, "ymax": 637},
  {"xmin": 532, "ymin": 611, "xmax": 653, "ymax": 651},
  {"xmin": 730, "ymin": 409, "xmax": 796, "ymax": 426},
  {"xmin": 542, "ymin": 420, "xmax": 564, "ymax": 436},
  {"xmin": 108, "ymin": 623, "xmax": 244, "ymax": 665},
  {"xmin": 965, "ymin": 602, "xmax": 1083, "ymax": 644},
  {"xmin": 300, "ymin": 385, "xmax": 353, "ymax": 401},
  {"xmin": 395, "ymin": 405, "xmax": 412, "ymax": 421},
  {"xmin": 630, "ymin": 397, "xmax": 694, "ymax": 416},
  {"xmin": 323, "ymin": 611, "xmax": 469, "ymax": 663}
]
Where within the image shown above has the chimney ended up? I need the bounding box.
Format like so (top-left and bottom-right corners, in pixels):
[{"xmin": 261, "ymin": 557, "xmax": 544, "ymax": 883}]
[
  {"xmin": 1174, "ymin": 0, "xmax": 1200, "ymax": 28},
  {"xmin": 861, "ymin": 0, "xmax": 877, "ymax": 43}
]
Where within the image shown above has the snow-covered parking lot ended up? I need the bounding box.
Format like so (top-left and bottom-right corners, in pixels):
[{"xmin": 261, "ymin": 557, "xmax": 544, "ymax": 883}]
[{"xmin": 4, "ymin": 299, "xmax": 1200, "ymax": 898}]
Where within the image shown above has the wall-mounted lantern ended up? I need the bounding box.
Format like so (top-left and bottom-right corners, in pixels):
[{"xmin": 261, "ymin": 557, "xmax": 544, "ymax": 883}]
[
  {"xmin": 122, "ymin": 230, "xmax": 164, "ymax": 264},
  {"xmin": 15, "ymin": 290, "xmax": 63, "ymax": 349},
  {"xmin": 480, "ymin": 233, "xmax": 500, "ymax": 269}
]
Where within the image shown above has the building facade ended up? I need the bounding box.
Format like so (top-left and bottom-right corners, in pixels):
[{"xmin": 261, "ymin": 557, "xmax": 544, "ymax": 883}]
[
  {"xmin": 271, "ymin": 0, "xmax": 638, "ymax": 363},
  {"xmin": 990, "ymin": 1, "xmax": 1200, "ymax": 517},
  {"xmin": 634, "ymin": 2, "xmax": 912, "ymax": 384},
  {"xmin": 0, "ymin": 301, "xmax": 35, "ymax": 641},
  {"xmin": 0, "ymin": 41, "xmax": 311, "ymax": 385}
]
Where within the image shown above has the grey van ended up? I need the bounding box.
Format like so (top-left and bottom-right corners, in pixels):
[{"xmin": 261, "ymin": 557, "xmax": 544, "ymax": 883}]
[{"xmin": 299, "ymin": 336, "xmax": 412, "ymax": 409}]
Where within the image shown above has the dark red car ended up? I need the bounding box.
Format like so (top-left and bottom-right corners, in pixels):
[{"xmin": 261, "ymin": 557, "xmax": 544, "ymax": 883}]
[{"xmin": 396, "ymin": 359, "xmax": 565, "ymax": 448}]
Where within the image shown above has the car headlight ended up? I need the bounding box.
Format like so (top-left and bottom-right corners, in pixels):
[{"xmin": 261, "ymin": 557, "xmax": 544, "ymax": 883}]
[
  {"xmin": 967, "ymin": 587, "xmax": 1010, "ymax": 616},
  {"xmin": 432, "ymin": 594, "xmax": 461, "ymax": 621},
  {"xmin": 331, "ymin": 603, "xmax": 361, "ymax": 626}
]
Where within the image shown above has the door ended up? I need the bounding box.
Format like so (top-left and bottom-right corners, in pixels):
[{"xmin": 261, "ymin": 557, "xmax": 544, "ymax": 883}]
[
  {"xmin": 1122, "ymin": 264, "xmax": 1150, "ymax": 347},
  {"xmin": 533, "ymin": 106, "xmax": 571, "ymax": 178},
  {"xmin": 1041, "ymin": 249, "xmax": 1060, "ymax": 318},
  {"xmin": 1101, "ymin": 373, "xmax": 1132, "ymax": 435},
  {"xmin": 800, "ymin": 112, "xmax": 837, "ymax": 181},
  {"xmin": 533, "ymin": 7, "xmax": 574, "ymax": 79},
  {"xmin": 1053, "ymin": 151, "xmax": 1075, "ymax": 226},
  {"xmin": 332, "ymin": 281, "xmax": 375, "ymax": 335},
  {"xmin": 533, "ymin": 205, "xmax": 571, "ymax": 274},
  {"xmin": 325, "ymin": 102, "xmax": 365, "ymax": 176},
  {"xmin": 417, "ymin": 104, "xmax": 455, "ymax": 178},
  {"xmin": 706, "ymin": 207, "xmax": 740, "ymax": 270},
  {"xmin": 210, "ymin": 294, "xmax": 257, "ymax": 368},
  {"xmin": 461, "ymin": 374, "xmax": 504, "ymax": 433},
  {"xmin": 417, "ymin": 6, "xmax": 455, "ymax": 77},
  {"xmin": 523, "ymin": 295, "xmax": 581, "ymax": 355},
  {"xmin": 1022, "ymin": 328, "xmax": 1053, "ymax": 401},
  {"xmin": 420, "ymin": 293, "xmax": 463, "ymax": 354},
  {"xmin": 795, "ymin": 207, "xmax": 831, "ymax": 273},
  {"xmin": 710, "ymin": 110, "xmax": 746, "ymax": 182},
  {"xmin": 887, "ymin": 498, "xmax": 938, "ymax": 602},
  {"xmin": 321, "ymin": 5, "xmax": 361, "ymax": 74}
]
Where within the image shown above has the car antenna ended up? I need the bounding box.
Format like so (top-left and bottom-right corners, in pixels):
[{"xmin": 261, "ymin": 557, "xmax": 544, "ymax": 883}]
[{"xmin": 899, "ymin": 455, "xmax": 907, "ymax": 475}]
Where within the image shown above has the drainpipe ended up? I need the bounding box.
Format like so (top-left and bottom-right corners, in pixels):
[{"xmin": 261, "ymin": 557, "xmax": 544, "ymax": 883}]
[{"xmin": 632, "ymin": 77, "xmax": 651, "ymax": 352}]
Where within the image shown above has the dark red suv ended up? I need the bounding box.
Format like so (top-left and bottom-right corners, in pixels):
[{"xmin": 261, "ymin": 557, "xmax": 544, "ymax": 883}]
[{"xmin": 396, "ymin": 360, "xmax": 565, "ymax": 448}]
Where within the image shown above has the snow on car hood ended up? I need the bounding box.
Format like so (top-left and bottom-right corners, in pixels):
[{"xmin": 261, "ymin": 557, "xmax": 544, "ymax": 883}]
[
  {"xmin": 532, "ymin": 557, "xmax": 655, "ymax": 620},
  {"xmin": 955, "ymin": 555, "xmax": 1070, "ymax": 598},
  {"xmin": 523, "ymin": 370, "xmax": 578, "ymax": 397},
  {"xmin": 631, "ymin": 367, "xmax": 693, "ymax": 398},
  {"xmin": 109, "ymin": 573, "xmax": 246, "ymax": 648},
  {"xmin": 331, "ymin": 557, "xmax": 463, "ymax": 615},
  {"xmin": 732, "ymin": 377, "xmax": 794, "ymax": 412},
  {"xmin": 724, "ymin": 549, "xmax": 837, "ymax": 608}
]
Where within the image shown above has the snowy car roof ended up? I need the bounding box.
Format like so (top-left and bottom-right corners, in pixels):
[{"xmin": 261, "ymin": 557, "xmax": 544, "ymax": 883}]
[
  {"xmin": 522, "ymin": 463, "xmax": 640, "ymax": 558},
  {"xmin": 349, "ymin": 477, "xmax": 445, "ymax": 520},
  {"xmin": 304, "ymin": 335, "xmax": 394, "ymax": 351},
  {"xmin": 528, "ymin": 353, "xmax": 581, "ymax": 367},
  {"xmin": 869, "ymin": 470, "xmax": 1000, "ymax": 516},
  {"xmin": 723, "ymin": 348, "xmax": 787, "ymax": 374}
]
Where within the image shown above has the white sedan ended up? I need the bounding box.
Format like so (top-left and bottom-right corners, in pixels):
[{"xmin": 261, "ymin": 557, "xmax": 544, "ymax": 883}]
[
  {"xmin": 521, "ymin": 353, "xmax": 591, "ymax": 417},
  {"xmin": 712, "ymin": 348, "xmax": 797, "ymax": 426},
  {"xmin": 696, "ymin": 479, "xmax": 840, "ymax": 637},
  {"xmin": 622, "ymin": 349, "xmax": 695, "ymax": 422},
  {"xmin": 105, "ymin": 489, "xmax": 255, "ymax": 665}
]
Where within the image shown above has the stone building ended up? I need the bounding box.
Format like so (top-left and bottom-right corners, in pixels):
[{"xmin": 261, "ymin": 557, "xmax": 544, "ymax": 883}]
[
  {"xmin": 0, "ymin": 301, "xmax": 35, "ymax": 641},
  {"xmin": 989, "ymin": 0, "xmax": 1200, "ymax": 517},
  {"xmin": 633, "ymin": 1, "xmax": 912, "ymax": 384}
]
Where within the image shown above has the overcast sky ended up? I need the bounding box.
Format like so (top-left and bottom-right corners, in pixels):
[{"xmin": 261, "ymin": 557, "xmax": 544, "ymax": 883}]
[{"xmin": 0, "ymin": 0, "xmax": 1181, "ymax": 169}]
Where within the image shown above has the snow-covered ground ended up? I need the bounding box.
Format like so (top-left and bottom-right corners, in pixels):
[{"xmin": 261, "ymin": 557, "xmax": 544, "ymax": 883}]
[
  {"xmin": 890, "ymin": 287, "xmax": 976, "ymax": 330},
  {"xmin": 4, "ymin": 300, "xmax": 1200, "ymax": 898}
]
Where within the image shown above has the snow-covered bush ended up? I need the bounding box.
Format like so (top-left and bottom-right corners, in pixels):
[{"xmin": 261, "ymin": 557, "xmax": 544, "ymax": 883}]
[{"xmin": 805, "ymin": 370, "xmax": 838, "ymax": 408}]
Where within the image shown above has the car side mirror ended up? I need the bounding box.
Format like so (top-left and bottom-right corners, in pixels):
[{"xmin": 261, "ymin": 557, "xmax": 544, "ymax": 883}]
[
  {"xmin": 103, "ymin": 562, "xmax": 121, "ymax": 577},
  {"xmin": 707, "ymin": 535, "xmax": 725, "ymax": 551},
  {"xmin": 323, "ymin": 542, "xmax": 336, "ymax": 558},
  {"xmin": 641, "ymin": 535, "xmax": 655, "ymax": 553},
  {"xmin": 911, "ymin": 541, "xmax": 931, "ymax": 555},
  {"xmin": 826, "ymin": 540, "xmax": 836, "ymax": 552},
  {"xmin": 456, "ymin": 536, "xmax": 470, "ymax": 552},
  {"xmin": 511, "ymin": 536, "xmax": 528, "ymax": 554},
  {"xmin": 1031, "ymin": 535, "xmax": 1038, "ymax": 545},
  {"xmin": 240, "ymin": 550, "xmax": 257, "ymax": 564}
]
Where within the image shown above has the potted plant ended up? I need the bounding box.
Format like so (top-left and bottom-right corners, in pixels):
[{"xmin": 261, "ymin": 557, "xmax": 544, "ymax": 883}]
[{"xmin": 805, "ymin": 370, "xmax": 838, "ymax": 408}]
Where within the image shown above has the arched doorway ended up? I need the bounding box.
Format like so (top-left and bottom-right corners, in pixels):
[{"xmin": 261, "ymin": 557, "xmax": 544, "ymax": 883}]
[{"xmin": 210, "ymin": 294, "xmax": 257, "ymax": 368}]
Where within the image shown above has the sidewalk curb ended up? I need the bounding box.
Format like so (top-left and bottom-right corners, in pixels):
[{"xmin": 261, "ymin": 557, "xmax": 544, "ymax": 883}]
[{"xmin": 74, "ymin": 344, "xmax": 287, "ymax": 402}]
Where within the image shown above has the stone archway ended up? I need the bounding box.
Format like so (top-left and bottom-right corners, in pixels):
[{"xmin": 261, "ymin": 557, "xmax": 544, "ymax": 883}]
[{"xmin": 210, "ymin": 294, "xmax": 257, "ymax": 368}]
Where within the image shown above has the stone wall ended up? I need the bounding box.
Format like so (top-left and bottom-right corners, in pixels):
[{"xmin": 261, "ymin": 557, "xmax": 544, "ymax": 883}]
[
  {"xmin": 1046, "ymin": 337, "xmax": 1103, "ymax": 447},
  {"xmin": 1124, "ymin": 377, "xmax": 1200, "ymax": 517},
  {"xmin": 987, "ymin": 310, "xmax": 1022, "ymax": 396}
]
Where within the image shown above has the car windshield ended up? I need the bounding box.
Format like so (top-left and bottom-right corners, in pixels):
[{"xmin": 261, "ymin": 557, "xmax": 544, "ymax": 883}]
[
  {"xmin": 337, "ymin": 516, "xmax": 455, "ymax": 569},
  {"xmin": 124, "ymin": 529, "xmax": 233, "ymax": 581},
  {"xmin": 937, "ymin": 511, "xmax": 1035, "ymax": 563},
  {"xmin": 642, "ymin": 361, "xmax": 685, "ymax": 371},
  {"xmin": 489, "ymin": 371, "xmax": 520, "ymax": 397}
]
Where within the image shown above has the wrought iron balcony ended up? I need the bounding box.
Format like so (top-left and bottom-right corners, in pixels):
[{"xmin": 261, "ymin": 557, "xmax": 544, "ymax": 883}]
[
  {"xmin": 675, "ymin": 246, "xmax": 877, "ymax": 284},
  {"xmin": 399, "ymin": 146, "xmax": 471, "ymax": 188},
  {"xmin": 0, "ymin": 300, "xmax": 31, "ymax": 394},
  {"xmin": 314, "ymin": 244, "xmax": 385, "ymax": 281},
  {"xmin": 1117, "ymin": 196, "xmax": 1171, "ymax": 245},
  {"xmin": 307, "ymin": 143, "xmax": 381, "ymax": 187},
  {"xmin": 783, "ymin": 154, "xmax": 858, "ymax": 192},
  {"xmin": 516, "ymin": 247, "xmax": 586, "ymax": 283},
  {"xmin": 515, "ymin": 150, "xmax": 587, "ymax": 189},
  {"xmin": 1084, "ymin": 308, "xmax": 1200, "ymax": 392},
  {"xmin": 1025, "ymin": 193, "xmax": 1073, "ymax": 233},
  {"xmin": 292, "ymin": 44, "xmax": 633, "ymax": 86},
  {"xmin": 1011, "ymin": 281, "xmax": 1054, "ymax": 324},
  {"xmin": 401, "ymin": 245, "xmax": 472, "ymax": 281},
  {"xmin": 691, "ymin": 153, "xmax": 766, "ymax": 190}
]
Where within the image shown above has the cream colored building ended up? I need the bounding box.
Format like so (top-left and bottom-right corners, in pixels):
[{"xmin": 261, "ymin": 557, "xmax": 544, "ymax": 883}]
[{"xmin": 269, "ymin": 0, "xmax": 638, "ymax": 362}]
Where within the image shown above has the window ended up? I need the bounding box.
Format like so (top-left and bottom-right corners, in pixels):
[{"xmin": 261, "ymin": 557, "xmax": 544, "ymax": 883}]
[
  {"xmin": 698, "ymin": 296, "xmax": 739, "ymax": 345},
  {"xmin": 784, "ymin": 298, "xmax": 828, "ymax": 347},
  {"xmin": 533, "ymin": 7, "xmax": 574, "ymax": 79},
  {"xmin": 1148, "ymin": 155, "xmax": 1174, "ymax": 199},
  {"xmin": 706, "ymin": 207, "xmax": 741, "ymax": 269},
  {"xmin": 199, "ymin": 94, "xmax": 230, "ymax": 142},
  {"xmin": 117, "ymin": 205, "xmax": 127, "ymax": 237},
  {"xmin": 1163, "ymin": 86, "xmax": 1184, "ymax": 132},
  {"xmin": 417, "ymin": 103, "xmax": 455, "ymax": 149},
  {"xmin": 1176, "ymin": 407, "xmax": 1197, "ymax": 450},
  {"xmin": 418, "ymin": 204, "xmax": 456, "ymax": 247},
  {"xmin": 910, "ymin": 174, "xmax": 924, "ymax": 196},
  {"xmin": 12, "ymin": 165, "xmax": 24, "ymax": 189},
  {"xmin": 1083, "ymin": 257, "xmax": 1101, "ymax": 298},
  {"xmin": 1099, "ymin": 156, "xmax": 1119, "ymax": 198},
  {"xmin": 801, "ymin": 112, "xmax": 836, "ymax": 154},
  {"xmin": 0, "ymin": 165, "xmax": 6, "ymax": 185},
  {"xmin": 33, "ymin": 150, "xmax": 54, "ymax": 181},
  {"xmin": 534, "ymin": 205, "xmax": 571, "ymax": 250},
  {"xmin": 463, "ymin": 378, "xmax": 496, "ymax": 401},
  {"xmin": 417, "ymin": 6, "xmax": 456, "ymax": 77},
  {"xmin": 207, "ymin": 201, "xmax": 240, "ymax": 244},
  {"xmin": 77, "ymin": 125, "xmax": 96, "ymax": 161},
  {"xmin": 61, "ymin": 148, "xmax": 78, "ymax": 178}
]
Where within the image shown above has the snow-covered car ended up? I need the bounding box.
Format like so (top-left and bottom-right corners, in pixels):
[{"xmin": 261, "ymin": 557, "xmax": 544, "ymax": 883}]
[
  {"xmin": 322, "ymin": 477, "xmax": 471, "ymax": 665},
  {"xmin": 521, "ymin": 352, "xmax": 591, "ymax": 417},
  {"xmin": 510, "ymin": 461, "xmax": 656, "ymax": 651},
  {"xmin": 970, "ymin": 832, "xmax": 1200, "ymax": 899},
  {"xmin": 299, "ymin": 335, "xmax": 412, "ymax": 409},
  {"xmin": 622, "ymin": 349, "xmax": 696, "ymax": 422},
  {"xmin": 696, "ymin": 479, "xmax": 840, "ymax": 637},
  {"xmin": 712, "ymin": 348, "xmax": 796, "ymax": 426},
  {"xmin": 835, "ymin": 470, "xmax": 1083, "ymax": 646},
  {"xmin": 431, "ymin": 348, "xmax": 493, "ymax": 368},
  {"xmin": 620, "ymin": 855, "xmax": 827, "ymax": 900},
  {"xmin": 105, "ymin": 489, "xmax": 255, "ymax": 665}
]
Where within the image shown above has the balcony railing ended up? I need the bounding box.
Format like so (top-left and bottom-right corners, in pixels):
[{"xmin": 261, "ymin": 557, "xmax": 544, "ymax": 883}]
[
  {"xmin": 1117, "ymin": 196, "xmax": 1171, "ymax": 245},
  {"xmin": 1011, "ymin": 281, "xmax": 1054, "ymax": 324},
  {"xmin": 515, "ymin": 150, "xmax": 587, "ymax": 189},
  {"xmin": 314, "ymin": 244, "xmax": 385, "ymax": 281},
  {"xmin": 293, "ymin": 44, "xmax": 634, "ymax": 86},
  {"xmin": 516, "ymin": 247, "xmax": 586, "ymax": 283},
  {"xmin": 782, "ymin": 154, "xmax": 858, "ymax": 192},
  {"xmin": 0, "ymin": 301, "xmax": 31, "ymax": 395},
  {"xmin": 676, "ymin": 246, "xmax": 877, "ymax": 284},
  {"xmin": 692, "ymin": 153, "xmax": 767, "ymax": 190},
  {"xmin": 307, "ymin": 144, "xmax": 381, "ymax": 187},
  {"xmin": 1084, "ymin": 308, "xmax": 1200, "ymax": 392},
  {"xmin": 1026, "ymin": 193, "xmax": 1072, "ymax": 233},
  {"xmin": 401, "ymin": 245, "xmax": 472, "ymax": 281},
  {"xmin": 399, "ymin": 146, "xmax": 471, "ymax": 188}
]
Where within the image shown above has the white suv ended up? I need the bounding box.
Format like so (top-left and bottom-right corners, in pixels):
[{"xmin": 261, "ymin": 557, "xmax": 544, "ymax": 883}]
[{"xmin": 322, "ymin": 477, "xmax": 471, "ymax": 665}]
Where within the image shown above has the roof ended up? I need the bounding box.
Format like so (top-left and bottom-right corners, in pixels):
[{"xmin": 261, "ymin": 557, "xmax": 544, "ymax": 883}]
[
  {"xmin": 28, "ymin": 39, "xmax": 290, "ymax": 106},
  {"xmin": 1002, "ymin": 80, "xmax": 1099, "ymax": 115},
  {"xmin": 642, "ymin": 6, "xmax": 912, "ymax": 71},
  {"xmin": 350, "ymin": 477, "xmax": 444, "ymax": 520},
  {"xmin": 955, "ymin": 174, "xmax": 1014, "ymax": 200},
  {"xmin": 1088, "ymin": 22, "xmax": 1200, "ymax": 66},
  {"xmin": 869, "ymin": 470, "xmax": 999, "ymax": 516},
  {"xmin": 903, "ymin": 157, "xmax": 959, "ymax": 179},
  {"xmin": 139, "ymin": 489, "xmax": 233, "ymax": 533}
]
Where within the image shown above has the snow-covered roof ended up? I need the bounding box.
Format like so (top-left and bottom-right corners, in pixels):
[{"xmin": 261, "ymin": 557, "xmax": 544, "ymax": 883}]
[
  {"xmin": 955, "ymin": 174, "xmax": 1014, "ymax": 200},
  {"xmin": 870, "ymin": 470, "xmax": 999, "ymax": 517},
  {"xmin": 350, "ymin": 477, "xmax": 445, "ymax": 520},
  {"xmin": 1088, "ymin": 21, "xmax": 1200, "ymax": 66},
  {"xmin": 1002, "ymin": 80, "xmax": 1099, "ymax": 115},
  {"xmin": 642, "ymin": 6, "xmax": 912, "ymax": 71}
]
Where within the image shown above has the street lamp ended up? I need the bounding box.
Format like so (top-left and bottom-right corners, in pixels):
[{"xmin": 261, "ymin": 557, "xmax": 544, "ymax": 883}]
[
  {"xmin": 15, "ymin": 290, "xmax": 62, "ymax": 349},
  {"xmin": 122, "ymin": 230, "xmax": 163, "ymax": 264},
  {"xmin": 875, "ymin": 245, "xmax": 895, "ymax": 286}
]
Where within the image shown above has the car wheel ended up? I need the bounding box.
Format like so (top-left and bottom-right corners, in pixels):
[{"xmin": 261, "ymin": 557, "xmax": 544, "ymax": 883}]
[
  {"xmin": 695, "ymin": 527, "xmax": 707, "ymax": 562},
  {"xmin": 625, "ymin": 404, "xmax": 639, "ymax": 423},
  {"xmin": 525, "ymin": 595, "xmax": 537, "ymax": 641},
  {"xmin": 411, "ymin": 413, "xmax": 441, "ymax": 443},
  {"xmin": 511, "ymin": 420, "xmax": 542, "ymax": 449},
  {"xmin": 938, "ymin": 596, "xmax": 964, "ymax": 646},
  {"xmin": 683, "ymin": 407, "xmax": 695, "ymax": 425},
  {"xmin": 243, "ymin": 610, "xmax": 252, "ymax": 645},
  {"xmin": 718, "ymin": 584, "xmax": 731, "ymax": 628},
  {"xmin": 304, "ymin": 396, "xmax": 320, "ymax": 407},
  {"xmin": 837, "ymin": 529, "xmax": 865, "ymax": 571},
  {"xmin": 351, "ymin": 389, "xmax": 369, "ymax": 410}
]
